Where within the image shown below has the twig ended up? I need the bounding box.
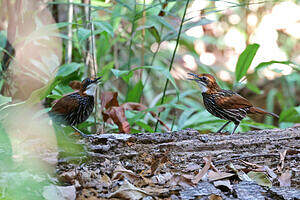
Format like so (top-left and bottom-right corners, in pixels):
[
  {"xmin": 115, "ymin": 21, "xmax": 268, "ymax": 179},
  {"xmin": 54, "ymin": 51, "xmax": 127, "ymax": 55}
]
[
  {"xmin": 154, "ymin": 0, "xmax": 190, "ymax": 131},
  {"xmin": 214, "ymin": 153, "xmax": 279, "ymax": 165}
]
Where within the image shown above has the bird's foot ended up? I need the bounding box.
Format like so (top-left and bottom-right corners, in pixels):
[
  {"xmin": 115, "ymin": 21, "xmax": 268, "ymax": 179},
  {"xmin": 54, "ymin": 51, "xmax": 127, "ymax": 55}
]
[
  {"xmin": 217, "ymin": 131, "xmax": 230, "ymax": 135},
  {"xmin": 71, "ymin": 126, "xmax": 90, "ymax": 138}
]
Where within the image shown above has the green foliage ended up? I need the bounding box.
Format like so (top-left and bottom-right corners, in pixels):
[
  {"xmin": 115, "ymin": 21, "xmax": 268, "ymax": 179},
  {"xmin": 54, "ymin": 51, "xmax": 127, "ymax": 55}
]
[
  {"xmin": 1, "ymin": 0, "xmax": 299, "ymax": 136},
  {"xmin": 279, "ymin": 106, "xmax": 300, "ymax": 123}
]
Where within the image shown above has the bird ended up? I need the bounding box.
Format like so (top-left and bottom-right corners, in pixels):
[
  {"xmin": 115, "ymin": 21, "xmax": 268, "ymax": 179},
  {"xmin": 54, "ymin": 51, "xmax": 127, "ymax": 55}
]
[
  {"xmin": 187, "ymin": 73, "xmax": 279, "ymax": 134},
  {"xmin": 49, "ymin": 76, "xmax": 102, "ymax": 137}
]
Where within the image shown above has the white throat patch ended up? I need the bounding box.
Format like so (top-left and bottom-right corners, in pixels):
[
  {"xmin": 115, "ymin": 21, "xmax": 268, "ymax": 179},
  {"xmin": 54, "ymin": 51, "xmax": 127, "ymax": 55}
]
[
  {"xmin": 85, "ymin": 84, "xmax": 98, "ymax": 96},
  {"xmin": 198, "ymin": 82, "xmax": 208, "ymax": 93}
]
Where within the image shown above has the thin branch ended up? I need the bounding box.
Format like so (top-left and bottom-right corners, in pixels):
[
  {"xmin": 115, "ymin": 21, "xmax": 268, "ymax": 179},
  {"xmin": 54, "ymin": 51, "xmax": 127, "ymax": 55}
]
[{"xmin": 155, "ymin": 0, "xmax": 190, "ymax": 131}]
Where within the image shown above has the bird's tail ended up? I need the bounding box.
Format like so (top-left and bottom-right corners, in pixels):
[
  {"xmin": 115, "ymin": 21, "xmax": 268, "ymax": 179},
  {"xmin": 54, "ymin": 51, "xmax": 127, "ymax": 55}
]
[{"xmin": 249, "ymin": 107, "xmax": 279, "ymax": 118}]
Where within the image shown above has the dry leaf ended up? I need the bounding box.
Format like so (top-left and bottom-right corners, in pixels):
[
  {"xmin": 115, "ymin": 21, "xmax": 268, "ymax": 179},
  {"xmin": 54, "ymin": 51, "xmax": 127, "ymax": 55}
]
[
  {"xmin": 106, "ymin": 106, "xmax": 130, "ymax": 133},
  {"xmin": 208, "ymin": 171, "xmax": 235, "ymax": 182},
  {"xmin": 278, "ymin": 171, "xmax": 291, "ymax": 187},
  {"xmin": 113, "ymin": 163, "xmax": 147, "ymax": 187},
  {"xmin": 101, "ymin": 91, "xmax": 119, "ymax": 109},
  {"xmin": 100, "ymin": 92, "xmax": 169, "ymax": 133},
  {"xmin": 69, "ymin": 80, "xmax": 81, "ymax": 90},
  {"xmin": 192, "ymin": 156, "xmax": 212, "ymax": 184},
  {"xmin": 109, "ymin": 179, "xmax": 149, "ymax": 200},
  {"xmin": 213, "ymin": 180, "xmax": 232, "ymax": 191},
  {"xmin": 240, "ymin": 160, "xmax": 263, "ymax": 169},
  {"xmin": 169, "ymin": 174, "xmax": 195, "ymax": 188},
  {"xmin": 151, "ymin": 152, "xmax": 170, "ymax": 175},
  {"xmin": 278, "ymin": 150, "xmax": 287, "ymax": 172},
  {"xmin": 99, "ymin": 173, "xmax": 111, "ymax": 188},
  {"xmin": 209, "ymin": 194, "xmax": 223, "ymax": 200}
]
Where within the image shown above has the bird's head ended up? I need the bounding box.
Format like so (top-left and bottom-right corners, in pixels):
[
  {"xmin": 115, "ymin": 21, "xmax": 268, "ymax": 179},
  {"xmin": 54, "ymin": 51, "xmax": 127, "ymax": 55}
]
[
  {"xmin": 80, "ymin": 76, "xmax": 102, "ymax": 96},
  {"xmin": 187, "ymin": 73, "xmax": 220, "ymax": 93}
]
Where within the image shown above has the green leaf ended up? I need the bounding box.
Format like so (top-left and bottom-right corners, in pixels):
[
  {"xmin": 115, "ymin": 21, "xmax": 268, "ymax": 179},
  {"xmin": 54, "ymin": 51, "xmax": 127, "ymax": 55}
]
[
  {"xmin": 149, "ymin": 26, "xmax": 160, "ymax": 43},
  {"xmin": 279, "ymin": 106, "xmax": 300, "ymax": 123},
  {"xmin": 235, "ymin": 43, "xmax": 260, "ymax": 82},
  {"xmin": 240, "ymin": 120, "xmax": 277, "ymax": 129},
  {"xmin": 265, "ymin": 88, "xmax": 277, "ymax": 125},
  {"xmin": 111, "ymin": 69, "xmax": 129, "ymax": 77},
  {"xmin": 147, "ymin": 15, "xmax": 176, "ymax": 32},
  {"xmin": 46, "ymin": 94, "xmax": 62, "ymax": 100},
  {"xmin": 133, "ymin": 66, "xmax": 179, "ymax": 97},
  {"xmin": 99, "ymin": 61, "xmax": 114, "ymax": 82},
  {"xmin": 247, "ymin": 171, "xmax": 272, "ymax": 187},
  {"xmin": 254, "ymin": 60, "xmax": 292, "ymax": 72},
  {"xmin": 56, "ymin": 62, "xmax": 83, "ymax": 79},
  {"xmin": 94, "ymin": 21, "xmax": 114, "ymax": 37},
  {"xmin": 183, "ymin": 18, "xmax": 214, "ymax": 31},
  {"xmin": 246, "ymin": 82, "xmax": 261, "ymax": 94},
  {"xmin": 135, "ymin": 121, "xmax": 154, "ymax": 133},
  {"xmin": 126, "ymin": 80, "xmax": 144, "ymax": 103}
]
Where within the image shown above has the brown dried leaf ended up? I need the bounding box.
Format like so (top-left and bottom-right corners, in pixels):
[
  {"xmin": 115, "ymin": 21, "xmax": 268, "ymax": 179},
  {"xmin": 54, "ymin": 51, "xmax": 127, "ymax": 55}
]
[
  {"xmin": 278, "ymin": 150, "xmax": 287, "ymax": 172},
  {"xmin": 240, "ymin": 160, "xmax": 263, "ymax": 169},
  {"xmin": 109, "ymin": 180, "xmax": 149, "ymax": 200},
  {"xmin": 169, "ymin": 174, "xmax": 195, "ymax": 188},
  {"xmin": 209, "ymin": 194, "xmax": 223, "ymax": 200},
  {"xmin": 208, "ymin": 171, "xmax": 235, "ymax": 182},
  {"xmin": 192, "ymin": 156, "xmax": 212, "ymax": 184},
  {"xmin": 108, "ymin": 106, "xmax": 130, "ymax": 133},
  {"xmin": 99, "ymin": 173, "xmax": 111, "ymax": 188},
  {"xmin": 101, "ymin": 91, "xmax": 119, "ymax": 109},
  {"xmin": 278, "ymin": 171, "xmax": 291, "ymax": 187},
  {"xmin": 113, "ymin": 163, "xmax": 147, "ymax": 187},
  {"xmin": 150, "ymin": 152, "xmax": 170, "ymax": 175},
  {"xmin": 69, "ymin": 80, "xmax": 81, "ymax": 90}
]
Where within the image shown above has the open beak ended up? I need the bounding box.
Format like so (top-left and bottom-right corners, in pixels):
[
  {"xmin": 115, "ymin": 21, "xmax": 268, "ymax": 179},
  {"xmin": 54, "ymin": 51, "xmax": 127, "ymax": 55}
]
[
  {"xmin": 92, "ymin": 76, "xmax": 102, "ymax": 84},
  {"xmin": 187, "ymin": 72, "xmax": 200, "ymax": 81}
]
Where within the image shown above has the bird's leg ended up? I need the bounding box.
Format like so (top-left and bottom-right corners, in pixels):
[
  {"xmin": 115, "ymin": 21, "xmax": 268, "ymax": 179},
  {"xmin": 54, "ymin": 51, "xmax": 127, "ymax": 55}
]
[
  {"xmin": 231, "ymin": 123, "xmax": 240, "ymax": 134},
  {"xmin": 217, "ymin": 121, "xmax": 231, "ymax": 133},
  {"xmin": 71, "ymin": 126, "xmax": 89, "ymax": 138}
]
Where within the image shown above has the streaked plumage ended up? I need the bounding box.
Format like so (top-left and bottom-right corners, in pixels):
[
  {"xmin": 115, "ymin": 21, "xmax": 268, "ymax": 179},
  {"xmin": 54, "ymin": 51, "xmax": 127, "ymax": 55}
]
[
  {"xmin": 188, "ymin": 73, "xmax": 279, "ymax": 134},
  {"xmin": 49, "ymin": 77, "xmax": 101, "ymax": 136}
]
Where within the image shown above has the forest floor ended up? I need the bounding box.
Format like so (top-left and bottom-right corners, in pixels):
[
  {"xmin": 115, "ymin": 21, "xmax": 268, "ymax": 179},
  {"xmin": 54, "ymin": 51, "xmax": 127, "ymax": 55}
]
[{"xmin": 57, "ymin": 127, "xmax": 300, "ymax": 199}]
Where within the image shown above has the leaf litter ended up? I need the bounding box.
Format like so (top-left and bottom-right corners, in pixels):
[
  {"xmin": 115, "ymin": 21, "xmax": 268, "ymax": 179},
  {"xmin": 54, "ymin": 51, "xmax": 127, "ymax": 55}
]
[{"xmin": 56, "ymin": 129, "xmax": 300, "ymax": 199}]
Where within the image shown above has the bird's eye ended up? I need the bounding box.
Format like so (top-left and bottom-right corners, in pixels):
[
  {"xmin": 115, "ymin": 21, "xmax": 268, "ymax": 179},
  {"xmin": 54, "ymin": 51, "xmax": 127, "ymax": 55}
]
[{"xmin": 201, "ymin": 76, "xmax": 208, "ymax": 82}]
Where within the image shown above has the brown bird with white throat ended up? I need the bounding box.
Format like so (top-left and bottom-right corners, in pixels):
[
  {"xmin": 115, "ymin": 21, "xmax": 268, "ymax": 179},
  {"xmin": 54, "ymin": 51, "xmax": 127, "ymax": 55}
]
[
  {"xmin": 49, "ymin": 76, "xmax": 102, "ymax": 137},
  {"xmin": 188, "ymin": 73, "xmax": 279, "ymax": 134}
]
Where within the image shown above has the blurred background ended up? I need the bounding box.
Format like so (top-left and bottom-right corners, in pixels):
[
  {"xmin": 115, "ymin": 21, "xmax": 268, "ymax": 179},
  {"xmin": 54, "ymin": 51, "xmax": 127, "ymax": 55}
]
[{"xmin": 0, "ymin": 0, "xmax": 299, "ymax": 198}]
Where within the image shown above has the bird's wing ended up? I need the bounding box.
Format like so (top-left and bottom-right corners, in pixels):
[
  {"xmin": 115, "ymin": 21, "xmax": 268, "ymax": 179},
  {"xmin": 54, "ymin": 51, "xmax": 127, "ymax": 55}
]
[
  {"xmin": 215, "ymin": 90, "xmax": 253, "ymax": 109},
  {"xmin": 50, "ymin": 94, "xmax": 79, "ymax": 115}
]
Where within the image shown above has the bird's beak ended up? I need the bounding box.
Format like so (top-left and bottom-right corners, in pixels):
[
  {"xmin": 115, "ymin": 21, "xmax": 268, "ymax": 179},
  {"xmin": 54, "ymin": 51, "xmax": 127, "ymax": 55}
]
[
  {"xmin": 187, "ymin": 72, "xmax": 199, "ymax": 81},
  {"xmin": 92, "ymin": 76, "xmax": 102, "ymax": 84}
]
